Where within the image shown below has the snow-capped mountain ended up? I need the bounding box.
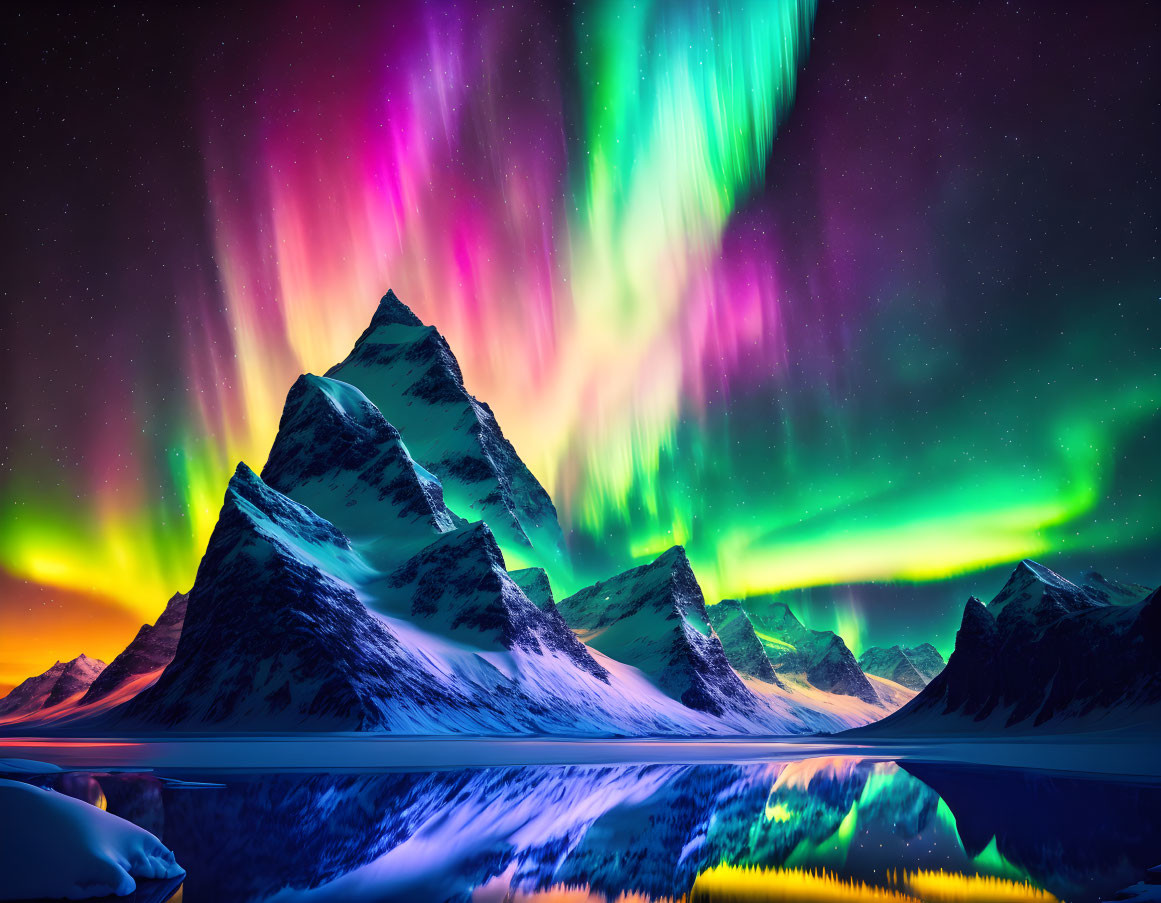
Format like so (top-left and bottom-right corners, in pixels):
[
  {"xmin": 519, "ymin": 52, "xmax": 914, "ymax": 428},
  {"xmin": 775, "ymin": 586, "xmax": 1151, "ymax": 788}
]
[
  {"xmin": 706, "ymin": 599, "xmax": 783, "ymax": 685},
  {"xmin": 79, "ymin": 593, "xmax": 188, "ymax": 706},
  {"xmin": 325, "ymin": 290, "xmax": 566, "ymax": 565},
  {"xmin": 0, "ymin": 655, "xmax": 105, "ymax": 719},
  {"xmin": 556, "ymin": 547, "xmax": 766, "ymax": 719},
  {"xmin": 986, "ymin": 559, "xmax": 1102, "ymax": 621},
  {"xmin": 858, "ymin": 644, "xmax": 945, "ymax": 691},
  {"xmin": 744, "ymin": 602, "xmax": 879, "ymax": 703},
  {"xmin": 118, "ymin": 463, "xmax": 467, "ymax": 730},
  {"xmin": 859, "ymin": 561, "xmax": 1161, "ymax": 735},
  {"xmin": 111, "ymin": 464, "xmax": 819, "ymax": 735}
]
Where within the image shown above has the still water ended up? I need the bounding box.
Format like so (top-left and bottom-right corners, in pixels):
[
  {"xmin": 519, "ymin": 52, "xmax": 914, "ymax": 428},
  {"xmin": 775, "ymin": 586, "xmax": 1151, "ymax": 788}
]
[{"xmin": 25, "ymin": 755, "xmax": 1161, "ymax": 903}]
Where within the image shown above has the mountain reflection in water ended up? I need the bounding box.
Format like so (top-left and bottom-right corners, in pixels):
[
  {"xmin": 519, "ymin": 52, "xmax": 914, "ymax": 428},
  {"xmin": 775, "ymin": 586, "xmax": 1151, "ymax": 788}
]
[{"xmin": 32, "ymin": 756, "xmax": 1160, "ymax": 903}]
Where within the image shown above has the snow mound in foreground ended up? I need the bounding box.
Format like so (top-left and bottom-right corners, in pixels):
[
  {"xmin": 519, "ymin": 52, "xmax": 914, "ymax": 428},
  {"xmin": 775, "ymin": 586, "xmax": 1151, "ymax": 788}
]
[{"xmin": 0, "ymin": 778, "xmax": 184, "ymax": 900}]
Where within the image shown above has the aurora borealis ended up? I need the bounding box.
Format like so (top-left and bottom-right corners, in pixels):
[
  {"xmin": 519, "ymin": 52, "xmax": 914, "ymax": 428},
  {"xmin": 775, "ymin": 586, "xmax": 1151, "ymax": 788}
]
[{"xmin": 1, "ymin": 1, "xmax": 1158, "ymax": 689}]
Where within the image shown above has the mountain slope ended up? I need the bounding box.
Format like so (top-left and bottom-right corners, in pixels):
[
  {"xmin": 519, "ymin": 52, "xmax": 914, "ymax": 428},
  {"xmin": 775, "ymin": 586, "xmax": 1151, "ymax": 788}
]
[
  {"xmin": 326, "ymin": 290, "xmax": 565, "ymax": 565},
  {"xmin": 858, "ymin": 563, "xmax": 1161, "ymax": 736},
  {"xmin": 377, "ymin": 522, "xmax": 609, "ymax": 680},
  {"xmin": 706, "ymin": 599, "xmax": 782, "ymax": 685},
  {"xmin": 858, "ymin": 644, "xmax": 945, "ymax": 691},
  {"xmin": 745, "ymin": 603, "xmax": 879, "ymax": 703},
  {"xmin": 1082, "ymin": 571, "xmax": 1154, "ymax": 606},
  {"xmin": 557, "ymin": 547, "xmax": 764, "ymax": 719},
  {"xmin": 80, "ymin": 593, "xmax": 188, "ymax": 706}
]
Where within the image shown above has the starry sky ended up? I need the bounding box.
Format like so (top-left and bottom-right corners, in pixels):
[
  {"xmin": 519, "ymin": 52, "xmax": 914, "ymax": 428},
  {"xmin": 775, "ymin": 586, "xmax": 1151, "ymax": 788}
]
[{"xmin": 1, "ymin": 1, "xmax": 1158, "ymax": 691}]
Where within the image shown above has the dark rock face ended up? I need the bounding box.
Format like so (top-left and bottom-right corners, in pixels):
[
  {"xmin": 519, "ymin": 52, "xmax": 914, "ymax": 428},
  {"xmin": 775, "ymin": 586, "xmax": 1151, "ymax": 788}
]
[
  {"xmin": 0, "ymin": 654, "xmax": 106, "ymax": 717},
  {"xmin": 261, "ymin": 374, "xmax": 463, "ymax": 569},
  {"xmin": 557, "ymin": 547, "xmax": 759, "ymax": 717},
  {"xmin": 385, "ymin": 523, "xmax": 608, "ymax": 681},
  {"xmin": 746, "ymin": 603, "xmax": 878, "ymax": 704},
  {"xmin": 858, "ymin": 644, "xmax": 945, "ymax": 691},
  {"xmin": 326, "ymin": 290, "xmax": 566, "ymax": 563},
  {"xmin": 119, "ymin": 464, "xmax": 480, "ymax": 730},
  {"xmin": 706, "ymin": 599, "xmax": 782, "ymax": 685},
  {"xmin": 80, "ymin": 593, "xmax": 188, "ymax": 706},
  {"xmin": 868, "ymin": 566, "xmax": 1161, "ymax": 734}
]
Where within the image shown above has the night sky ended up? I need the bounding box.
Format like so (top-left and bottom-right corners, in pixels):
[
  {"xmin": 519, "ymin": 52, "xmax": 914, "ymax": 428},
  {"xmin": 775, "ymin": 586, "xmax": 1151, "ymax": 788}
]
[{"xmin": 1, "ymin": 1, "xmax": 1158, "ymax": 690}]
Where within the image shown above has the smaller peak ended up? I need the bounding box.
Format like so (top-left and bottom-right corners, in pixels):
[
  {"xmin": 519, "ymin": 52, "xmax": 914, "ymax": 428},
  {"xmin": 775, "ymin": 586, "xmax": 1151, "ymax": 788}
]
[
  {"xmin": 715, "ymin": 598, "xmax": 744, "ymax": 611},
  {"xmin": 286, "ymin": 374, "xmax": 388, "ymax": 425},
  {"xmin": 654, "ymin": 545, "xmax": 689, "ymax": 566},
  {"xmin": 424, "ymin": 521, "xmax": 503, "ymax": 560},
  {"xmin": 370, "ymin": 289, "xmax": 425, "ymax": 330},
  {"xmin": 230, "ymin": 460, "xmax": 262, "ymax": 488},
  {"xmin": 962, "ymin": 595, "xmax": 993, "ymax": 623},
  {"xmin": 70, "ymin": 653, "xmax": 102, "ymax": 666},
  {"xmin": 224, "ymin": 461, "xmax": 349, "ymax": 547}
]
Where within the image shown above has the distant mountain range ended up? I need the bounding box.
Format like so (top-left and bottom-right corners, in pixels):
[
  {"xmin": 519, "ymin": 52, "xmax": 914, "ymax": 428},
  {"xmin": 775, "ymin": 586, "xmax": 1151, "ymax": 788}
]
[
  {"xmin": 0, "ymin": 292, "xmax": 916, "ymax": 737},
  {"xmin": 856, "ymin": 560, "xmax": 1161, "ymax": 736},
  {"xmin": 858, "ymin": 644, "xmax": 945, "ymax": 691},
  {"xmin": 744, "ymin": 602, "xmax": 881, "ymax": 703}
]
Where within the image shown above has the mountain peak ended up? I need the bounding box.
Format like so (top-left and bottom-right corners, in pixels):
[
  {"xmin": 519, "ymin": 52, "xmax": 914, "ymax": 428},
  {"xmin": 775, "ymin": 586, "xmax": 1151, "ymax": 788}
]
[
  {"xmin": 292, "ymin": 373, "xmax": 400, "ymax": 435},
  {"xmin": 558, "ymin": 549, "xmax": 759, "ymax": 716},
  {"xmin": 989, "ymin": 559, "xmax": 1100, "ymax": 623},
  {"xmin": 41, "ymin": 654, "xmax": 106, "ymax": 709},
  {"xmin": 325, "ymin": 291, "xmax": 568, "ymax": 565},
  {"xmin": 383, "ymin": 523, "xmax": 607, "ymax": 677},
  {"xmin": 223, "ymin": 460, "xmax": 355, "ymax": 560},
  {"xmin": 370, "ymin": 288, "xmax": 424, "ymax": 330},
  {"xmin": 959, "ymin": 596, "xmax": 997, "ymax": 640}
]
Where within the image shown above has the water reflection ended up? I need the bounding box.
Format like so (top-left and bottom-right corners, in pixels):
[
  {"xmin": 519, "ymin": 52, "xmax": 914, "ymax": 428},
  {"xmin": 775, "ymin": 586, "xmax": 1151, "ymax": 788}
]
[{"xmin": 29, "ymin": 757, "xmax": 1160, "ymax": 903}]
